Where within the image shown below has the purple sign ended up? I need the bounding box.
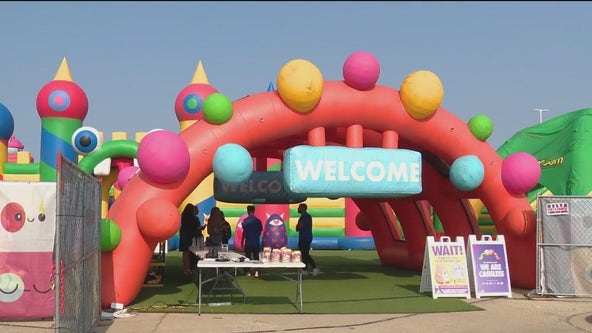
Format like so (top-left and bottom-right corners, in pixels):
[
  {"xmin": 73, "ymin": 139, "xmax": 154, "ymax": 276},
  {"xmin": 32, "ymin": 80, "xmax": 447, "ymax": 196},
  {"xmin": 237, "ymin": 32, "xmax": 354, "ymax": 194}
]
[{"xmin": 471, "ymin": 243, "xmax": 511, "ymax": 295}]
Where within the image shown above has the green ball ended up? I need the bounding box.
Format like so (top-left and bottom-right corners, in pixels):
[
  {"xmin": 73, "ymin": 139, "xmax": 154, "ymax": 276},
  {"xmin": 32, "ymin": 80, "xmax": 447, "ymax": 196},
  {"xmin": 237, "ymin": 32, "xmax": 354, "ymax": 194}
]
[
  {"xmin": 101, "ymin": 218, "xmax": 122, "ymax": 252},
  {"xmin": 203, "ymin": 93, "xmax": 233, "ymax": 125},
  {"xmin": 468, "ymin": 114, "xmax": 493, "ymax": 141}
]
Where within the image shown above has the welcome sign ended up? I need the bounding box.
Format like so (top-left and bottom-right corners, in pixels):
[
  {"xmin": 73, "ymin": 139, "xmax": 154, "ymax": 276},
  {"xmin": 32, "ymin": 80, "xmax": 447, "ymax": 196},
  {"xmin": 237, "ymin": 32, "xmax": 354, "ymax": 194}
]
[
  {"xmin": 214, "ymin": 171, "xmax": 307, "ymax": 204},
  {"xmin": 283, "ymin": 145, "xmax": 422, "ymax": 198}
]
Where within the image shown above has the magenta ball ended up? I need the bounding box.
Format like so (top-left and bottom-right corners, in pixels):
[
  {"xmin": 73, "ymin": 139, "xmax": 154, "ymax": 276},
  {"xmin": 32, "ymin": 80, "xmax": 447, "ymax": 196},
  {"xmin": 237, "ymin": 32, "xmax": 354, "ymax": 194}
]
[
  {"xmin": 342, "ymin": 51, "xmax": 380, "ymax": 91},
  {"xmin": 501, "ymin": 152, "xmax": 541, "ymax": 195},
  {"xmin": 117, "ymin": 166, "xmax": 139, "ymax": 190},
  {"xmin": 137, "ymin": 130, "xmax": 190, "ymax": 184}
]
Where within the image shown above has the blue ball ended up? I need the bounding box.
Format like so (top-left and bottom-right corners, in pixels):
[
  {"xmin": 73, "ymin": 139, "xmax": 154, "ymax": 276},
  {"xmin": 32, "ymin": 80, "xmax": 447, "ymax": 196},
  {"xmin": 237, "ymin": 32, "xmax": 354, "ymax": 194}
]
[
  {"xmin": 213, "ymin": 143, "xmax": 253, "ymax": 185},
  {"xmin": 0, "ymin": 103, "xmax": 14, "ymax": 140},
  {"xmin": 449, "ymin": 155, "xmax": 484, "ymax": 191}
]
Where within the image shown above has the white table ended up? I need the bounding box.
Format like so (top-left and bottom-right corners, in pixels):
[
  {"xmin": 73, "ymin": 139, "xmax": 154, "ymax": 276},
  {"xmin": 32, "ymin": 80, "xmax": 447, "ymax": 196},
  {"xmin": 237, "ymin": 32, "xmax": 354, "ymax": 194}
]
[{"xmin": 191, "ymin": 247, "xmax": 305, "ymax": 315}]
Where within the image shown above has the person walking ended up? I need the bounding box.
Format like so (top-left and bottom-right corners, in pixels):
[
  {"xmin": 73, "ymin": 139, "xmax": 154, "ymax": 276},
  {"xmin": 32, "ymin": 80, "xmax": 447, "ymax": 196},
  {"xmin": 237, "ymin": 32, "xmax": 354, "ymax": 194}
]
[
  {"xmin": 296, "ymin": 203, "xmax": 320, "ymax": 276},
  {"xmin": 241, "ymin": 205, "xmax": 263, "ymax": 277},
  {"xmin": 179, "ymin": 203, "xmax": 205, "ymax": 276}
]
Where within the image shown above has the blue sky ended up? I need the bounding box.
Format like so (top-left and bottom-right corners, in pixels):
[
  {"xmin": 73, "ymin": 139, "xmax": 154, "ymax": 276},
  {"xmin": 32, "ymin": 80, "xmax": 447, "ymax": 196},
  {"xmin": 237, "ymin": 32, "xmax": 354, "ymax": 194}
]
[{"xmin": 2, "ymin": 1, "xmax": 592, "ymax": 158}]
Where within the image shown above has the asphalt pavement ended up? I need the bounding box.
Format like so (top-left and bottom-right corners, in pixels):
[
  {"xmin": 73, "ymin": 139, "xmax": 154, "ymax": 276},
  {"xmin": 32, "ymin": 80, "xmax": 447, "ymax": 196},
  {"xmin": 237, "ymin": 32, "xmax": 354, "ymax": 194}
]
[{"xmin": 2, "ymin": 289, "xmax": 591, "ymax": 333}]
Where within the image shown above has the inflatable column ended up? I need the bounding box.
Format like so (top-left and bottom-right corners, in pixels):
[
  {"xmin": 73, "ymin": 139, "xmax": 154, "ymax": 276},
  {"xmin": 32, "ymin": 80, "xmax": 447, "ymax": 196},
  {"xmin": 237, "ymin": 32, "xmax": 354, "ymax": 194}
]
[
  {"xmin": 175, "ymin": 60, "xmax": 217, "ymax": 131},
  {"xmin": 36, "ymin": 57, "xmax": 88, "ymax": 181},
  {"xmin": 174, "ymin": 60, "xmax": 218, "ymax": 218}
]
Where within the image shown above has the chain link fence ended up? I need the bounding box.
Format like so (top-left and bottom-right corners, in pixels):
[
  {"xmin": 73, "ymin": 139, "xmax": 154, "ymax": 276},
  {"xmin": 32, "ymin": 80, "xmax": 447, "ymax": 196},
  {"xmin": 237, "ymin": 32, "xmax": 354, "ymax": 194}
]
[
  {"xmin": 536, "ymin": 196, "xmax": 592, "ymax": 297},
  {"xmin": 54, "ymin": 155, "xmax": 102, "ymax": 332}
]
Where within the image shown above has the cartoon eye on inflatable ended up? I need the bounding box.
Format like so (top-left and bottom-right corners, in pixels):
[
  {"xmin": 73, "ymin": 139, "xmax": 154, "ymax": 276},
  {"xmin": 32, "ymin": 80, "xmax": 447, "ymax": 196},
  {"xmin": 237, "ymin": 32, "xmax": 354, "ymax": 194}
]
[
  {"xmin": 71, "ymin": 126, "xmax": 102, "ymax": 155},
  {"xmin": 37, "ymin": 201, "xmax": 47, "ymax": 222},
  {"xmin": 268, "ymin": 218, "xmax": 284, "ymax": 226}
]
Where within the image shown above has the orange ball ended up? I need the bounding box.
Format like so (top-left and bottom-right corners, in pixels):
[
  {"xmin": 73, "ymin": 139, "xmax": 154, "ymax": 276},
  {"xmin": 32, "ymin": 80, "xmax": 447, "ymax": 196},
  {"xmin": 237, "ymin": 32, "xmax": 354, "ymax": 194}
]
[
  {"xmin": 136, "ymin": 199, "xmax": 181, "ymax": 241},
  {"xmin": 276, "ymin": 59, "xmax": 324, "ymax": 113},
  {"xmin": 400, "ymin": 70, "xmax": 444, "ymax": 120}
]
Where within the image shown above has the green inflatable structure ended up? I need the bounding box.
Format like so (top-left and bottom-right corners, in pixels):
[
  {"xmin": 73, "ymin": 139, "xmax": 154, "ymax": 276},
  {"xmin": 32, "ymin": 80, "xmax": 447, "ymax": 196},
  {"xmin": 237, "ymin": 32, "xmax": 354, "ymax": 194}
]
[
  {"xmin": 498, "ymin": 108, "xmax": 592, "ymax": 196},
  {"xmin": 479, "ymin": 108, "xmax": 592, "ymax": 233}
]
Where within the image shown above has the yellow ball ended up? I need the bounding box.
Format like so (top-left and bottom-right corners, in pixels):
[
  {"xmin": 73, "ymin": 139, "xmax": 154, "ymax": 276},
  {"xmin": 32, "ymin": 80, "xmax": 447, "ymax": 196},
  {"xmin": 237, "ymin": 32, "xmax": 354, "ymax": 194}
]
[
  {"xmin": 400, "ymin": 70, "xmax": 444, "ymax": 120},
  {"xmin": 277, "ymin": 59, "xmax": 324, "ymax": 113}
]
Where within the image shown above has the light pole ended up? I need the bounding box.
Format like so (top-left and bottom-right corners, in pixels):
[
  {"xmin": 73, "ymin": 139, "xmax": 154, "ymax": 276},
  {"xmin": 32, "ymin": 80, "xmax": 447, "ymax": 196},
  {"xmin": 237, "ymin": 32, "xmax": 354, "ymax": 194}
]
[{"xmin": 532, "ymin": 108, "xmax": 549, "ymax": 124}]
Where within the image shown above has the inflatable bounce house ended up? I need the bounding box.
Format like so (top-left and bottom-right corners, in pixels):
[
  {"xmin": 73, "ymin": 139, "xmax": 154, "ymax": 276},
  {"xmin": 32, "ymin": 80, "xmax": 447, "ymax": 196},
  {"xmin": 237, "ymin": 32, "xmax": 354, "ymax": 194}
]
[
  {"xmin": 0, "ymin": 52, "xmax": 544, "ymax": 311},
  {"xmin": 474, "ymin": 108, "xmax": 592, "ymax": 232}
]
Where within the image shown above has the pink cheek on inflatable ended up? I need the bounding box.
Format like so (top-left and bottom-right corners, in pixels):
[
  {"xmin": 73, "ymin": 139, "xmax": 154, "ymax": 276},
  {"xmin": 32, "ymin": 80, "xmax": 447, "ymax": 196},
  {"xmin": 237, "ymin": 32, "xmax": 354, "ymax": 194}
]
[{"xmin": 1, "ymin": 202, "xmax": 26, "ymax": 233}]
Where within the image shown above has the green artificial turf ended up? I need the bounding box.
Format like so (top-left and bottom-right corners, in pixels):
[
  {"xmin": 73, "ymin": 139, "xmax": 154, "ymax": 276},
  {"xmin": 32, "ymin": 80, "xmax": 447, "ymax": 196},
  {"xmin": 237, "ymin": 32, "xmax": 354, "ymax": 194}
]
[{"xmin": 129, "ymin": 250, "xmax": 482, "ymax": 314}]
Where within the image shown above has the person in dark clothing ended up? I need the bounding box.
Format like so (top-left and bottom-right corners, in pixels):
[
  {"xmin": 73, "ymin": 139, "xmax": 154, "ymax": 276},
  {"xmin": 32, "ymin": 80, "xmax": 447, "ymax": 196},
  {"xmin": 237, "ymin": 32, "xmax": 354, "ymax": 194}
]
[
  {"xmin": 296, "ymin": 203, "xmax": 320, "ymax": 276},
  {"xmin": 241, "ymin": 205, "xmax": 263, "ymax": 277},
  {"xmin": 221, "ymin": 211, "xmax": 232, "ymax": 245},
  {"xmin": 179, "ymin": 203, "xmax": 205, "ymax": 276},
  {"xmin": 206, "ymin": 207, "xmax": 230, "ymax": 247}
]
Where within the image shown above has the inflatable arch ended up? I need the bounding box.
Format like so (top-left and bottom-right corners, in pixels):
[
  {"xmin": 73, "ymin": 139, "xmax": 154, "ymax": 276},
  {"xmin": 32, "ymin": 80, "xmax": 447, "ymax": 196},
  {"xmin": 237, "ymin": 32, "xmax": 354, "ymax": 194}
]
[{"xmin": 103, "ymin": 54, "xmax": 536, "ymax": 307}]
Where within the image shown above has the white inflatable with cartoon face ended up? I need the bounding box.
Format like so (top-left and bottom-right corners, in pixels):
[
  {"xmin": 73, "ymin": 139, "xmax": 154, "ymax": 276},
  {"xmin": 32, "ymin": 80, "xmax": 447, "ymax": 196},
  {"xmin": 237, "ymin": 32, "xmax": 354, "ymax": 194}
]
[{"xmin": 0, "ymin": 182, "xmax": 56, "ymax": 319}]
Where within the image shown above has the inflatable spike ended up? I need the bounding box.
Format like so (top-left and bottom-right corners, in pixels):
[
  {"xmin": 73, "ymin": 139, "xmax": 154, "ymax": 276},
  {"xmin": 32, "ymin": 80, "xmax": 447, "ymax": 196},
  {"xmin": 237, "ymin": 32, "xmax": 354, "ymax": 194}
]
[
  {"xmin": 191, "ymin": 60, "xmax": 209, "ymax": 84},
  {"xmin": 53, "ymin": 57, "xmax": 73, "ymax": 82}
]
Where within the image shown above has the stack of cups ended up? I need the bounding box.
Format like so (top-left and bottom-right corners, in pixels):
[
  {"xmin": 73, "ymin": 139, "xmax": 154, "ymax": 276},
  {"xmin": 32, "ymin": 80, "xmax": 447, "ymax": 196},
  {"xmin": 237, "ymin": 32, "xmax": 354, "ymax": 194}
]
[
  {"xmin": 281, "ymin": 248, "xmax": 292, "ymax": 262},
  {"xmin": 262, "ymin": 247, "xmax": 272, "ymax": 262},
  {"xmin": 271, "ymin": 249, "xmax": 282, "ymax": 262}
]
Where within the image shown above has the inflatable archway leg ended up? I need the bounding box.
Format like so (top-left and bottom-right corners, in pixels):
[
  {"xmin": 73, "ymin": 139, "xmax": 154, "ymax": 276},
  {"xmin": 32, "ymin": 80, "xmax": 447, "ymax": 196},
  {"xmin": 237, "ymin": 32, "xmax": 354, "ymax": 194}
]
[
  {"xmin": 352, "ymin": 198, "xmax": 414, "ymax": 270},
  {"xmin": 388, "ymin": 198, "xmax": 432, "ymax": 267}
]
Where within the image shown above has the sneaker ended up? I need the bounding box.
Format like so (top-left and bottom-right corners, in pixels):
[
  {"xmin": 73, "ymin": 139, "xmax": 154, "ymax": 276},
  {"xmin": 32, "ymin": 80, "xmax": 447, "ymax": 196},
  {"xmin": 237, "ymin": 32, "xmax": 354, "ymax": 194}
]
[
  {"xmin": 247, "ymin": 272, "xmax": 252, "ymax": 277},
  {"xmin": 254, "ymin": 271, "xmax": 259, "ymax": 278},
  {"xmin": 300, "ymin": 269, "xmax": 308, "ymax": 276},
  {"xmin": 312, "ymin": 268, "xmax": 321, "ymax": 276}
]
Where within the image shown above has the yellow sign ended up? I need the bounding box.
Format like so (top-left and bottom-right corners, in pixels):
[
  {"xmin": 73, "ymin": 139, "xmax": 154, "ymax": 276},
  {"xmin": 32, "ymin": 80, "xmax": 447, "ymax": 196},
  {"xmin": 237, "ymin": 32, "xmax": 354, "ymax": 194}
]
[
  {"xmin": 420, "ymin": 236, "xmax": 471, "ymax": 299},
  {"xmin": 538, "ymin": 156, "xmax": 564, "ymax": 168}
]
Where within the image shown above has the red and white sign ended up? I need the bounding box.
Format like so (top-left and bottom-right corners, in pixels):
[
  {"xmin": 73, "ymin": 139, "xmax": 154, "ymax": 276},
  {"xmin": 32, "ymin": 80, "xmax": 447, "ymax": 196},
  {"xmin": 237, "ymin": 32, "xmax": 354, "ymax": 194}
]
[{"xmin": 545, "ymin": 202, "xmax": 569, "ymax": 216}]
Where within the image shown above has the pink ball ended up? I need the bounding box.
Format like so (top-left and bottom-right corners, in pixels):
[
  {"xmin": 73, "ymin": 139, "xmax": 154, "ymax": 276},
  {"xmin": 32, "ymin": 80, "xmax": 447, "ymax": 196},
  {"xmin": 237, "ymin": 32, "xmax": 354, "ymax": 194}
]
[
  {"xmin": 137, "ymin": 130, "xmax": 190, "ymax": 184},
  {"xmin": 501, "ymin": 152, "xmax": 541, "ymax": 195},
  {"xmin": 342, "ymin": 51, "xmax": 380, "ymax": 91},
  {"xmin": 117, "ymin": 166, "xmax": 139, "ymax": 190}
]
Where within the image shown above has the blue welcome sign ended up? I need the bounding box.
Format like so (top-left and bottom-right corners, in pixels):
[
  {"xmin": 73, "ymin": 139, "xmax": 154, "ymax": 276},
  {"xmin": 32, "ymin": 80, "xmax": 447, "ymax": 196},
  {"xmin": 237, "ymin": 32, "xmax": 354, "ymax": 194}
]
[
  {"xmin": 283, "ymin": 145, "xmax": 422, "ymax": 198},
  {"xmin": 214, "ymin": 171, "xmax": 307, "ymax": 204}
]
